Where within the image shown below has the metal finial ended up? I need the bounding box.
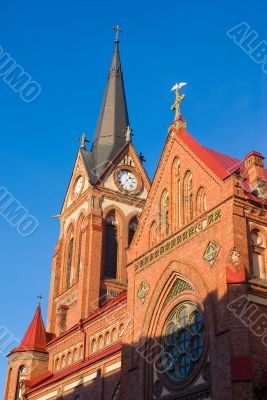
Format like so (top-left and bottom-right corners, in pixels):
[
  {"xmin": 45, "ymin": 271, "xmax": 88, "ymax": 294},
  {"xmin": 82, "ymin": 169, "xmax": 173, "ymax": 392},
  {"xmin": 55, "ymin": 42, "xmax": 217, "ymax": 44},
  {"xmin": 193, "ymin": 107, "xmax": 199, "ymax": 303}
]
[
  {"xmin": 37, "ymin": 294, "xmax": 43, "ymax": 304},
  {"xmin": 79, "ymin": 133, "xmax": 90, "ymax": 149},
  {"xmin": 113, "ymin": 25, "xmax": 123, "ymax": 42},
  {"xmin": 139, "ymin": 152, "xmax": 146, "ymax": 163}
]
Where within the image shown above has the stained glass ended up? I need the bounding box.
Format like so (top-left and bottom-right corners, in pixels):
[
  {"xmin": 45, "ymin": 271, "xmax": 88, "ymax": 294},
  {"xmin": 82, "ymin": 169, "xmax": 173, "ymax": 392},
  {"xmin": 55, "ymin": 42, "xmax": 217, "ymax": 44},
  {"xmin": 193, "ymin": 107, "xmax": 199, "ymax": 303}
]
[{"xmin": 162, "ymin": 301, "xmax": 205, "ymax": 383}]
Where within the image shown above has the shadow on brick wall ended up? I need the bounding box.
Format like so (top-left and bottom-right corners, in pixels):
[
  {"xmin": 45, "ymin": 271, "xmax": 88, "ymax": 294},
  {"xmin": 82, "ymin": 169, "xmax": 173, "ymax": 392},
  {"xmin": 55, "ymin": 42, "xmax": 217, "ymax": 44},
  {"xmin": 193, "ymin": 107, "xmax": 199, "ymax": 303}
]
[{"xmin": 26, "ymin": 288, "xmax": 267, "ymax": 400}]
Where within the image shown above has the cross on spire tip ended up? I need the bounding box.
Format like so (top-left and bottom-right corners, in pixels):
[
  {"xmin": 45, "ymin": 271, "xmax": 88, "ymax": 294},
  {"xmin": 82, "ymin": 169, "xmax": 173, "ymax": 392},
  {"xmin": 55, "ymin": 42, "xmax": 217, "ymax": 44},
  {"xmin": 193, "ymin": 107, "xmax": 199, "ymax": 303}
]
[{"xmin": 113, "ymin": 25, "xmax": 123, "ymax": 43}]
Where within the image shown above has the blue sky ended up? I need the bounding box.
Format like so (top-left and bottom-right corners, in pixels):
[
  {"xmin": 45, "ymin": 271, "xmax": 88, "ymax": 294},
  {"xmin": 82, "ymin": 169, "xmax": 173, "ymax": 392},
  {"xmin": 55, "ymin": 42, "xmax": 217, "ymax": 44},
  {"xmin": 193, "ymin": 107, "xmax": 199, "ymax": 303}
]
[{"xmin": 0, "ymin": 0, "xmax": 266, "ymax": 395}]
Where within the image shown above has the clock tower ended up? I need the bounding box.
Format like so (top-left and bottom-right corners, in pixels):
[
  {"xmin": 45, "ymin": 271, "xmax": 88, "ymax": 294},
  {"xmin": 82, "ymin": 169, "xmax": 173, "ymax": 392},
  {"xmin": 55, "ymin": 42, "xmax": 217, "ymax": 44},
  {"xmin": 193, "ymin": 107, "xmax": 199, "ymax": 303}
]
[{"xmin": 46, "ymin": 36, "xmax": 150, "ymax": 335}]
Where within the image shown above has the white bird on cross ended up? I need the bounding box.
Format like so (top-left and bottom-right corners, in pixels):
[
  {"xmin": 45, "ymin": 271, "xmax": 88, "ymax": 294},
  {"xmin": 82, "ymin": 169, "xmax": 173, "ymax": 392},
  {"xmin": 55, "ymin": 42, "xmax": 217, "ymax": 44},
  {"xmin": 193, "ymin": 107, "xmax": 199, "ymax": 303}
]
[{"xmin": 171, "ymin": 82, "xmax": 188, "ymax": 91}]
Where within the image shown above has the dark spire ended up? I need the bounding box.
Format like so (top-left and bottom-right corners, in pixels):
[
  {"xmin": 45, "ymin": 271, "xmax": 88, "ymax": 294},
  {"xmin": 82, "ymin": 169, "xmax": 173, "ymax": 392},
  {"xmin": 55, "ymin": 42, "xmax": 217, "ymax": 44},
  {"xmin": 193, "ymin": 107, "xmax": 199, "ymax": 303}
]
[{"xmin": 90, "ymin": 35, "xmax": 130, "ymax": 182}]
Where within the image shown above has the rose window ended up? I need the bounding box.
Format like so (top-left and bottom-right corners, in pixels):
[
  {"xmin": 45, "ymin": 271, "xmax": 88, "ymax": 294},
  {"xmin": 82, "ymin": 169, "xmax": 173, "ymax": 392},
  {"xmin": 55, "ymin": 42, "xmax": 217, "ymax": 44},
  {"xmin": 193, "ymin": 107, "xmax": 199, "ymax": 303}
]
[{"xmin": 162, "ymin": 301, "xmax": 205, "ymax": 383}]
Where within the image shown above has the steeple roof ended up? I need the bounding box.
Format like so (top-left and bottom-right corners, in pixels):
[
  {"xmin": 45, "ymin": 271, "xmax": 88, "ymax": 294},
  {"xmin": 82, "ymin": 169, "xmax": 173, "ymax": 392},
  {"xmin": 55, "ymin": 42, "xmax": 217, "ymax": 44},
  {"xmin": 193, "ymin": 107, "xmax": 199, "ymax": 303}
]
[
  {"xmin": 93, "ymin": 40, "xmax": 129, "ymax": 147},
  {"xmin": 84, "ymin": 39, "xmax": 130, "ymax": 183},
  {"xmin": 11, "ymin": 304, "xmax": 47, "ymax": 354}
]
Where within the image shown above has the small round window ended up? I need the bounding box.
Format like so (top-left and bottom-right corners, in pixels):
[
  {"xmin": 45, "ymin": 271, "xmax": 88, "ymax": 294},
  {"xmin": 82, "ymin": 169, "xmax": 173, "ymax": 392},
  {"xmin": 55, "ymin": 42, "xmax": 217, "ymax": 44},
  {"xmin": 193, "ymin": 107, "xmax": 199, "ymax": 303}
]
[{"xmin": 162, "ymin": 301, "xmax": 205, "ymax": 383}]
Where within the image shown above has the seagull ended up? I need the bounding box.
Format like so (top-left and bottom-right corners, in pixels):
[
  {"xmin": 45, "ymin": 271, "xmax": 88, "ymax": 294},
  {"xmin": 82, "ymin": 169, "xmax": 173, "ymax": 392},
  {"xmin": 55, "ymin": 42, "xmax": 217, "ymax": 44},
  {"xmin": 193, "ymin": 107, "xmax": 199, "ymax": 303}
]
[{"xmin": 171, "ymin": 82, "xmax": 188, "ymax": 91}]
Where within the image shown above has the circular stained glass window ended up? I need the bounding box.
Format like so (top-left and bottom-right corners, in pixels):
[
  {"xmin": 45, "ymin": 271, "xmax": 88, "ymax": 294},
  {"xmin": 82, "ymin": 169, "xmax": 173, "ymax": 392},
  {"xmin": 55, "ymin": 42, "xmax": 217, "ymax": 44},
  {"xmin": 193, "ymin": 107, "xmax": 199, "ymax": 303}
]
[{"xmin": 162, "ymin": 301, "xmax": 205, "ymax": 383}]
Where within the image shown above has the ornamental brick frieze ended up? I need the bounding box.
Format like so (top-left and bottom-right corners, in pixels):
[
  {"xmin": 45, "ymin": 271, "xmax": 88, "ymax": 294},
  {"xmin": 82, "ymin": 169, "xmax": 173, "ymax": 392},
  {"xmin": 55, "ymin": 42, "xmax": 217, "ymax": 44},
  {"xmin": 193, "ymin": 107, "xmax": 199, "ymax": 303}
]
[
  {"xmin": 134, "ymin": 209, "xmax": 221, "ymax": 273},
  {"xmin": 48, "ymin": 331, "xmax": 83, "ymax": 354},
  {"xmin": 86, "ymin": 304, "xmax": 127, "ymax": 330},
  {"xmin": 86, "ymin": 312, "xmax": 126, "ymax": 336},
  {"xmin": 101, "ymin": 187, "xmax": 145, "ymax": 208},
  {"xmin": 244, "ymin": 206, "xmax": 267, "ymax": 221},
  {"xmin": 49, "ymin": 304, "xmax": 127, "ymax": 354},
  {"xmin": 54, "ymin": 340, "xmax": 83, "ymax": 360},
  {"xmin": 55, "ymin": 286, "xmax": 78, "ymax": 307},
  {"xmin": 8, "ymin": 352, "xmax": 48, "ymax": 362}
]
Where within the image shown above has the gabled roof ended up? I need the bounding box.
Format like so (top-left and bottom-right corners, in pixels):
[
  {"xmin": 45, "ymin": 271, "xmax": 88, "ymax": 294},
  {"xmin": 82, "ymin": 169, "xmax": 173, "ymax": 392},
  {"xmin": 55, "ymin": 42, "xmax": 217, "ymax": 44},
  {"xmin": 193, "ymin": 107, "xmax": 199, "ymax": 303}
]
[{"xmin": 11, "ymin": 304, "xmax": 47, "ymax": 354}]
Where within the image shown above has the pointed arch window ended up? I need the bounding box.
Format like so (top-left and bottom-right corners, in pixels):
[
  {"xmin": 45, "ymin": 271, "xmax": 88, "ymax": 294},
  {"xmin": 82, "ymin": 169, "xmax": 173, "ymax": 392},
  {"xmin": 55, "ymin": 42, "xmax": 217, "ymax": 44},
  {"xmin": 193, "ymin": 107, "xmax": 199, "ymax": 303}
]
[
  {"xmin": 183, "ymin": 171, "xmax": 193, "ymax": 224},
  {"xmin": 160, "ymin": 190, "xmax": 169, "ymax": 237},
  {"xmin": 65, "ymin": 227, "xmax": 74, "ymax": 289},
  {"xmin": 150, "ymin": 221, "xmax": 157, "ymax": 248},
  {"xmin": 196, "ymin": 187, "xmax": 207, "ymax": 216},
  {"xmin": 172, "ymin": 158, "xmax": 181, "ymax": 229},
  {"xmin": 15, "ymin": 365, "xmax": 27, "ymax": 400},
  {"xmin": 128, "ymin": 216, "xmax": 138, "ymax": 246},
  {"xmin": 104, "ymin": 211, "xmax": 118, "ymax": 279},
  {"xmin": 76, "ymin": 215, "xmax": 84, "ymax": 280}
]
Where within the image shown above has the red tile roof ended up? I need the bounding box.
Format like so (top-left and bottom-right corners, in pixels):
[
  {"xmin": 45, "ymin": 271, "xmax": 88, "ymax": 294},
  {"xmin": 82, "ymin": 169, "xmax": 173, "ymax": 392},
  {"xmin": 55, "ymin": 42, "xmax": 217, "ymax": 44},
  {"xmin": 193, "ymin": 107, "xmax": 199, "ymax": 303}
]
[
  {"xmin": 204, "ymin": 147, "xmax": 243, "ymax": 174},
  {"xmin": 175, "ymin": 127, "xmax": 231, "ymax": 180},
  {"xmin": 173, "ymin": 126, "xmax": 267, "ymax": 205},
  {"xmin": 175, "ymin": 126, "xmax": 267, "ymax": 179},
  {"xmin": 11, "ymin": 304, "xmax": 47, "ymax": 354}
]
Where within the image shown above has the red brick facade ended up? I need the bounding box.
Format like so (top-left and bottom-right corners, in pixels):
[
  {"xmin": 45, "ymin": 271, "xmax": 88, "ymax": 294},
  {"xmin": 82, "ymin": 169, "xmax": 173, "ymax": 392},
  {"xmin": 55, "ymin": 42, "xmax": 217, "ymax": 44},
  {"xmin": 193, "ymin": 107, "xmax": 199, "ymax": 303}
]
[{"xmin": 4, "ymin": 42, "xmax": 267, "ymax": 400}]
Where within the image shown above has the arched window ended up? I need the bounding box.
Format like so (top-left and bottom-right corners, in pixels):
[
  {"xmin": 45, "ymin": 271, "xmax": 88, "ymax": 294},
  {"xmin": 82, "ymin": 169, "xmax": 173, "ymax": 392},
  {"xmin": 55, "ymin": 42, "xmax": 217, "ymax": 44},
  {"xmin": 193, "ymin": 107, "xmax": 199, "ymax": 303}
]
[
  {"xmin": 76, "ymin": 215, "xmax": 84, "ymax": 280},
  {"xmin": 55, "ymin": 358, "xmax": 60, "ymax": 372},
  {"xmin": 250, "ymin": 229, "xmax": 266, "ymax": 279},
  {"xmin": 73, "ymin": 348, "xmax": 78, "ymax": 362},
  {"xmin": 160, "ymin": 190, "xmax": 169, "ymax": 237},
  {"xmin": 91, "ymin": 339, "xmax": 97, "ymax": 353},
  {"xmin": 65, "ymin": 226, "xmax": 74, "ymax": 289},
  {"xmin": 150, "ymin": 221, "xmax": 157, "ymax": 247},
  {"xmin": 172, "ymin": 158, "xmax": 181, "ymax": 229},
  {"xmin": 104, "ymin": 211, "xmax": 118, "ymax": 279},
  {"xmin": 67, "ymin": 352, "xmax": 72, "ymax": 366},
  {"xmin": 196, "ymin": 187, "xmax": 206, "ymax": 216},
  {"xmin": 128, "ymin": 216, "xmax": 138, "ymax": 246},
  {"xmin": 183, "ymin": 171, "xmax": 193, "ymax": 224},
  {"xmin": 15, "ymin": 365, "xmax": 27, "ymax": 400},
  {"xmin": 105, "ymin": 331, "xmax": 111, "ymax": 346},
  {"xmin": 61, "ymin": 355, "xmax": 66, "ymax": 369},
  {"xmin": 98, "ymin": 335, "xmax": 104, "ymax": 350},
  {"xmin": 111, "ymin": 327, "xmax": 118, "ymax": 342}
]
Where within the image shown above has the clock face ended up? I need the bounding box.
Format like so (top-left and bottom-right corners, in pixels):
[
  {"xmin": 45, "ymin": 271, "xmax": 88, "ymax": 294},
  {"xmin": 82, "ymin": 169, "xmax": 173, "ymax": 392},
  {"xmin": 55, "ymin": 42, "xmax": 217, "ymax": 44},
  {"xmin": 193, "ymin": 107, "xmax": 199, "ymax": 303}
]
[
  {"xmin": 117, "ymin": 169, "xmax": 138, "ymax": 192},
  {"xmin": 74, "ymin": 176, "xmax": 83, "ymax": 197}
]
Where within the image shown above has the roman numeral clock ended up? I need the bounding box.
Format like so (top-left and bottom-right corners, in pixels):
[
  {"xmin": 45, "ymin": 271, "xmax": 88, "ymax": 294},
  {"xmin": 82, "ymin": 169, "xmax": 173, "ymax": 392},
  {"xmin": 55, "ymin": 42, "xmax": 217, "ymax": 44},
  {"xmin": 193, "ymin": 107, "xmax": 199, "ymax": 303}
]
[{"xmin": 114, "ymin": 165, "xmax": 142, "ymax": 195}]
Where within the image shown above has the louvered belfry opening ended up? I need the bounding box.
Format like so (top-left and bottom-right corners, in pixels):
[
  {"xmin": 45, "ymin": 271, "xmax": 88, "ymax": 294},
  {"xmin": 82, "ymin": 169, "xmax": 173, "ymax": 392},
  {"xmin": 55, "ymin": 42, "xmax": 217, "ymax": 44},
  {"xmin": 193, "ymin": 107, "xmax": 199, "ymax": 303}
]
[{"xmin": 104, "ymin": 211, "xmax": 118, "ymax": 279}]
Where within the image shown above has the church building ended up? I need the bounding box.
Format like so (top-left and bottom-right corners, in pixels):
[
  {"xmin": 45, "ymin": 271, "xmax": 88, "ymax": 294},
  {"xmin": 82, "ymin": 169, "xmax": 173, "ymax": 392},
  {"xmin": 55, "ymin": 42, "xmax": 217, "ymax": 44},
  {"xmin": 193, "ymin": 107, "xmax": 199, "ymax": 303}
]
[{"xmin": 4, "ymin": 31, "xmax": 267, "ymax": 400}]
